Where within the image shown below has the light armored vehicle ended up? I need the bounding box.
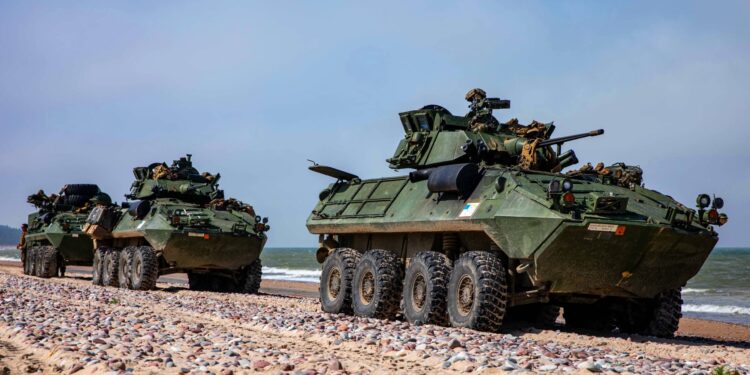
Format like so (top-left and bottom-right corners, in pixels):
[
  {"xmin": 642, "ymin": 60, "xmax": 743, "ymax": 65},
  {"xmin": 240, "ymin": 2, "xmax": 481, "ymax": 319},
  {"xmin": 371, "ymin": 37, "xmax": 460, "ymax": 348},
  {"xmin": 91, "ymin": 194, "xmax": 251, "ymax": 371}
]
[
  {"xmin": 307, "ymin": 89, "xmax": 728, "ymax": 337},
  {"xmin": 23, "ymin": 184, "xmax": 103, "ymax": 278},
  {"xmin": 85, "ymin": 155, "xmax": 270, "ymax": 292}
]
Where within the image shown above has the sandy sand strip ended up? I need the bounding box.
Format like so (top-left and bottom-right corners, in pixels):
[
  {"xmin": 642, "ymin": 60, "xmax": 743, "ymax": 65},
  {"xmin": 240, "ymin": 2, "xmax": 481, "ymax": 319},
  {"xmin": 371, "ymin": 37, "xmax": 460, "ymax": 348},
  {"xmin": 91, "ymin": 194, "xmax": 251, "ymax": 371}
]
[{"xmin": 0, "ymin": 263, "xmax": 748, "ymax": 374}]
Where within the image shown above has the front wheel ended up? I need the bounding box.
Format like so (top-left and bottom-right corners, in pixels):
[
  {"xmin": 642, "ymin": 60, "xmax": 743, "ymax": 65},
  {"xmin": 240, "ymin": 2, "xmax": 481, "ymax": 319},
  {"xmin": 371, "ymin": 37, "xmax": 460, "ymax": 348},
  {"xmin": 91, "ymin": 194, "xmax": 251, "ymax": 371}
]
[
  {"xmin": 320, "ymin": 248, "xmax": 360, "ymax": 314},
  {"xmin": 38, "ymin": 246, "xmax": 58, "ymax": 278},
  {"xmin": 130, "ymin": 246, "xmax": 158, "ymax": 290},
  {"xmin": 351, "ymin": 249, "xmax": 404, "ymax": 320},
  {"xmin": 644, "ymin": 288, "xmax": 683, "ymax": 338},
  {"xmin": 241, "ymin": 259, "xmax": 262, "ymax": 294},
  {"xmin": 447, "ymin": 251, "xmax": 508, "ymax": 332}
]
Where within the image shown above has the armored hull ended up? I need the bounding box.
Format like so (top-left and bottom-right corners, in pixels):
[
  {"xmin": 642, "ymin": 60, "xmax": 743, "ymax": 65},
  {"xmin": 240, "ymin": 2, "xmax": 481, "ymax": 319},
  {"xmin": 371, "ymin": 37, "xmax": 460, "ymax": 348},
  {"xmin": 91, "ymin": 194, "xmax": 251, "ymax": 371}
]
[
  {"xmin": 86, "ymin": 156, "xmax": 270, "ymax": 292},
  {"xmin": 23, "ymin": 184, "xmax": 102, "ymax": 278},
  {"xmin": 307, "ymin": 89, "xmax": 726, "ymax": 337},
  {"xmin": 308, "ymin": 169, "xmax": 717, "ymax": 299}
]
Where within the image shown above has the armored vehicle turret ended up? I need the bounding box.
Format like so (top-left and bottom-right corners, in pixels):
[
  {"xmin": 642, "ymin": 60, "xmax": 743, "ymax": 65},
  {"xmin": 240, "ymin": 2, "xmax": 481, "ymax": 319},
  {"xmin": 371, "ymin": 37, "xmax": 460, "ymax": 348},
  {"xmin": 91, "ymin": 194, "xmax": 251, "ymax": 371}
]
[
  {"xmin": 85, "ymin": 155, "xmax": 269, "ymax": 292},
  {"xmin": 23, "ymin": 184, "xmax": 103, "ymax": 278},
  {"xmin": 307, "ymin": 89, "xmax": 728, "ymax": 337}
]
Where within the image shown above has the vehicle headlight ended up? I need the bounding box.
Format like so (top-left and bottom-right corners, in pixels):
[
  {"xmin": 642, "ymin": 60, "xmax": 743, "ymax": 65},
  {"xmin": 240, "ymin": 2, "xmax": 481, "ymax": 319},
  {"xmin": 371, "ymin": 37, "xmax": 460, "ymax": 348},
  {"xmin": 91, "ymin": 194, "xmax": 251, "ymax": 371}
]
[{"xmin": 696, "ymin": 194, "xmax": 711, "ymax": 209}]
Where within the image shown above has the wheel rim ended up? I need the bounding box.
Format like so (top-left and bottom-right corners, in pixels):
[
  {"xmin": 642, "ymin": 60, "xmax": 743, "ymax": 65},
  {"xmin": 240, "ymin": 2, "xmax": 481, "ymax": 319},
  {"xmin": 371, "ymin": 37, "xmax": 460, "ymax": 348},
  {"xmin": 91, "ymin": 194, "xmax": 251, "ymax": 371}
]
[
  {"xmin": 411, "ymin": 272, "xmax": 427, "ymax": 311},
  {"xmin": 457, "ymin": 274, "xmax": 475, "ymax": 316},
  {"xmin": 326, "ymin": 267, "xmax": 342, "ymax": 300},
  {"xmin": 359, "ymin": 270, "xmax": 375, "ymax": 305}
]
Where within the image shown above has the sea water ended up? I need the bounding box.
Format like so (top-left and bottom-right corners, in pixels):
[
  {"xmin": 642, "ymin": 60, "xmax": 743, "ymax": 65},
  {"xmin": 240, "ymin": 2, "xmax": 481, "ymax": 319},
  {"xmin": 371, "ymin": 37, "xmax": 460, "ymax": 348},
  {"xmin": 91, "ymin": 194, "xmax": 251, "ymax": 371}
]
[{"xmin": 2, "ymin": 245, "xmax": 748, "ymax": 325}]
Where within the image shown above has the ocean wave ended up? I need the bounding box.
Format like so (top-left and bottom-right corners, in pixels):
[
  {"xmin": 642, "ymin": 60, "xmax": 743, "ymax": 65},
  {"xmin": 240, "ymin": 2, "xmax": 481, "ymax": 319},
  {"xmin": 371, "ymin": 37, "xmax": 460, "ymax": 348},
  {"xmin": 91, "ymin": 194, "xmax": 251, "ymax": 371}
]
[
  {"xmin": 0, "ymin": 257, "xmax": 20, "ymax": 262},
  {"xmin": 683, "ymin": 304, "xmax": 750, "ymax": 315},
  {"xmin": 262, "ymin": 267, "xmax": 321, "ymax": 283},
  {"xmin": 682, "ymin": 288, "xmax": 711, "ymax": 294}
]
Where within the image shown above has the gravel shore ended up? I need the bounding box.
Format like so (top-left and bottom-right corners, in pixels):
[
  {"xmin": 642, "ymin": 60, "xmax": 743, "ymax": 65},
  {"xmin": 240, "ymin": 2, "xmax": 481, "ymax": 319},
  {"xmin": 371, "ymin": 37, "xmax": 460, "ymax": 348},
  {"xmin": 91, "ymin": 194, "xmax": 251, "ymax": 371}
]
[{"xmin": 0, "ymin": 267, "xmax": 748, "ymax": 374}]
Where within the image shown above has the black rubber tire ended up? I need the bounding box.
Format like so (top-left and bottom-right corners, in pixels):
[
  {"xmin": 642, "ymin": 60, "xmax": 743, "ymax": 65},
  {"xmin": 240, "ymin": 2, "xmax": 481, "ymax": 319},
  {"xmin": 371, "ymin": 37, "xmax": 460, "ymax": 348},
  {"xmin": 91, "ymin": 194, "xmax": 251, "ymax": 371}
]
[
  {"xmin": 63, "ymin": 194, "xmax": 91, "ymax": 207},
  {"xmin": 507, "ymin": 303, "xmax": 561, "ymax": 328},
  {"xmin": 643, "ymin": 288, "xmax": 682, "ymax": 338},
  {"xmin": 28, "ymin": 247, "xmax": 38, "ymax": 276},
  {"xmin": 131, "ymin": 246, "xmax": 158, "ymax": 290},
  {"xmin": 402, "ymin": 251, "xmax": 452, "ymax": 326},
  {"xmin": 352, "ymin": 249, "xmax": 404, "ymax": 320},
  {"xmin": 38, "ymin": 246, "xmax": 58, "ymax": 278},
  {"xmin": 242, "ymin": 258, "xmax": 263, "ymax": 294},
  {"xmin": 92, "ymin": 247, "xmax": 106, "ymax": 285},
  {"xmin": 102, "ymin": 249, "xmax": 119, "ymax": 287},
  {"xmin": 33, "ymin": 247, "xmax": 44, "ymax": 277},
  {"xmin": 62, "ymin": 184, "xmax": 100, "ymax": 197},
  {"xmin": 447, "ymin": 251, "xmax": 508, "ymax": 332},
  {"xmin": 320, "ymin": 248, "xmax": 361, "ymax": 314},
  {"xmin": 118, "ymin": 247, "xmax": 136, "ymax": 289}
]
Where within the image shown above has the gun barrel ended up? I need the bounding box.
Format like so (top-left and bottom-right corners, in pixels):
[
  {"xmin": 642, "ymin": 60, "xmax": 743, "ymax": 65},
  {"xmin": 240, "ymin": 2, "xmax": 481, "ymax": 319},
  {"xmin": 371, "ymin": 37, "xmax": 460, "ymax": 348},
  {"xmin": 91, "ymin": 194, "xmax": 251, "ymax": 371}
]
[{"xmin": 537, "ymin": 129, "xmax": 604, "ymax": 147}]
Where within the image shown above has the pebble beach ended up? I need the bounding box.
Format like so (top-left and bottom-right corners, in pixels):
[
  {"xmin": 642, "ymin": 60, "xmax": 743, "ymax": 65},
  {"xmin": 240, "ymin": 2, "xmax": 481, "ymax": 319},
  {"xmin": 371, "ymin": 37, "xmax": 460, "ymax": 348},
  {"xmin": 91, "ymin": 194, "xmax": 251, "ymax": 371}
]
[{"xmin": 0, "ymin": 264, "xmax": 748, "ymax": 374}]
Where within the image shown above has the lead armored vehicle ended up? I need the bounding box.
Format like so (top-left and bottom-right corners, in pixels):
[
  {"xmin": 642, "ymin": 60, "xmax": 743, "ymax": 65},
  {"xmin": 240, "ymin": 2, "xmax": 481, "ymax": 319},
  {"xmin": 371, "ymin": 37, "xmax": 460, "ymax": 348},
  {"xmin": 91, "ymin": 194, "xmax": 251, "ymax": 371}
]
[
  {"xmin": 23, "ymin": 184, "xmax": 103, "ymax": 278},
  {"xmin": 85, "ymin": 155, "xmax": 269, "ymax": 292},
  {"xmin": 307, "ymin": 89, "xmax": 728, "ymax": 337}
]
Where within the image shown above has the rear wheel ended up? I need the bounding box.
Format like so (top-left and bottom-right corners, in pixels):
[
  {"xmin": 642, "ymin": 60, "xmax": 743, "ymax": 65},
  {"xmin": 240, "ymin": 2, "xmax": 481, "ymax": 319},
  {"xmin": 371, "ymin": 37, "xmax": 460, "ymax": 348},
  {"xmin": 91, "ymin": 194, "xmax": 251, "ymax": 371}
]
[
  {"xmin": 320, "ymin": 248, "xmax": 360, "ymax": 314},
  {"xmin": 447, "ymin": 251, "xmax": 508, "ymax": 332},
  {"xmin": 102, "ymin": 249, "xmax": 119, "ymax": 287},
  {"xmin": 131, "ymin": 246, "xmax": 158, "ymax": 290},
  {"xmin": 352, "ymin": 249, "xmax": 404, "ymax": 320},
  {"xmin": 118, "ymin": 247, "xmax": 136, "ymax": 289},
  {"xmin": 242, "ymin": 259, "xmax": 263, "ymax": 294},
  {"xmin": 402, "ymin": 251, "xmax": 451, "ymax": 326},
  {"xmin": 92, "ymin": 247, "xmax": 106, "ymax": 285}
]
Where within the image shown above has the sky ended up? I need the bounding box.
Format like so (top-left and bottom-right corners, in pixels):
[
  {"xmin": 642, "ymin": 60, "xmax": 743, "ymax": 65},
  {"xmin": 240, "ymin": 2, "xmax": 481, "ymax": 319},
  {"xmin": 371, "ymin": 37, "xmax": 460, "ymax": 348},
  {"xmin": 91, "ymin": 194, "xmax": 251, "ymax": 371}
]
[{"xmin": 0, "ymin": 1, "xmax": 748, "ymax": 247}]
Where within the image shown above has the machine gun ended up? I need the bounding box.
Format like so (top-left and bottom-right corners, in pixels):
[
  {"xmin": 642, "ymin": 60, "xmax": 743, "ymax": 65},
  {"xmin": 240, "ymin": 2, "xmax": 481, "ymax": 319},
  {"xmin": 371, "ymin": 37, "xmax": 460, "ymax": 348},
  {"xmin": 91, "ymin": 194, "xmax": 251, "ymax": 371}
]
[
  {"xmin": 518, "ymin": 129, "xmax": 604, "ymax": 171},
  {"xmin": 538, "ymin": 129, "xmax": 604, "ymax": 148}
]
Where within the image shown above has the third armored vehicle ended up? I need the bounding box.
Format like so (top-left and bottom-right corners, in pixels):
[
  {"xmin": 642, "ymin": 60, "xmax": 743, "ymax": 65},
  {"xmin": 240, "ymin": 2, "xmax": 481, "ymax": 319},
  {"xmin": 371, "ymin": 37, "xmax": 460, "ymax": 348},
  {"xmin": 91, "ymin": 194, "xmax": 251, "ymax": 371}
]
[
  {"xmin": 23, "ymin": 184, "xmax": 102, "ymax": 278},
  {"xmin": 307, "ymin": 89, "xmax": 728, "ymax": 337},
  {"xmin": 85, "ymin": 155, "xmax": 270, "ymax": 292}
]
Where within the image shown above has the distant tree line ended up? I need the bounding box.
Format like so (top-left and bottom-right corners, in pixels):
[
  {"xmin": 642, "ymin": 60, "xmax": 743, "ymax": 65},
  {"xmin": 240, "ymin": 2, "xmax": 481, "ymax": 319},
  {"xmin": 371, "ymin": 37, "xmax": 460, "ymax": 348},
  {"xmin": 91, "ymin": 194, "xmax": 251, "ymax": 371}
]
[{"xmin": 0, "ymin": 225, "xmax": 21, "ymax": 245}]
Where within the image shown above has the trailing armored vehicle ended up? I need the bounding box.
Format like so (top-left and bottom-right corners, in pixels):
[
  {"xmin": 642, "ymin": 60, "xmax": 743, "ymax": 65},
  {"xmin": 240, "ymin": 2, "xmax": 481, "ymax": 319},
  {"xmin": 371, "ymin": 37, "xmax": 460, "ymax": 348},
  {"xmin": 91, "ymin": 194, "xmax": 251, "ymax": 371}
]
[
  {"xmin": 84, "ymin": 155, "xmax": 270, "ymax": 292},
  {"xmin": 307, "ymin": 89, "xmax": 728, "ymax": 337},
  {"xmin": 23, "ymin": 184, "xmax": 104, "ymax": 278}
]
